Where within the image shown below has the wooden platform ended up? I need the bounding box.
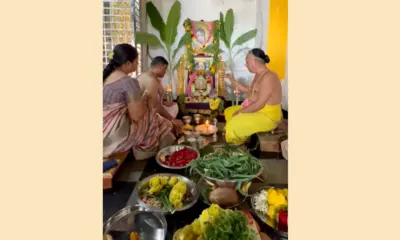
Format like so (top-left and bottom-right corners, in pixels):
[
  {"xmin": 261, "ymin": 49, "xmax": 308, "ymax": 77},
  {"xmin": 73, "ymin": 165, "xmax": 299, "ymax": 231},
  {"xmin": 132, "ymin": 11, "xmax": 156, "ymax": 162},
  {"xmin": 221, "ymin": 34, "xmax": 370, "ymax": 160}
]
[{"xmin": 257, "ymin": 120, "xmax": 288, "ymax": 153}]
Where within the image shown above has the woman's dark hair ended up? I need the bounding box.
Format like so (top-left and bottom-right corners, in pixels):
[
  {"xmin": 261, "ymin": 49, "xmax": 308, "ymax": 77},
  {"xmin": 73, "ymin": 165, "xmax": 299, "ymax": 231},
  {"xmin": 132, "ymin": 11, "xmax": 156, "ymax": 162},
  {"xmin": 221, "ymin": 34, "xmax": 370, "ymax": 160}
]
[
  {"xmin": 250, "ymin": 48, "xmax": 270, "ymax": 64},
  {"xmin": 103, "ymin": 44, "xmax": 139, "ymax": 82}
]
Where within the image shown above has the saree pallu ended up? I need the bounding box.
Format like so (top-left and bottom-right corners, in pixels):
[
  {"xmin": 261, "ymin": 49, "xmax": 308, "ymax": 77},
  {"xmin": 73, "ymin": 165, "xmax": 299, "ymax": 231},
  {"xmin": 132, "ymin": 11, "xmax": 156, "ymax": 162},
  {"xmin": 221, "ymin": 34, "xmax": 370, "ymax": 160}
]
[{"xmin": 103, "ymin": 102, "xmax": 174, "ymax": 158}]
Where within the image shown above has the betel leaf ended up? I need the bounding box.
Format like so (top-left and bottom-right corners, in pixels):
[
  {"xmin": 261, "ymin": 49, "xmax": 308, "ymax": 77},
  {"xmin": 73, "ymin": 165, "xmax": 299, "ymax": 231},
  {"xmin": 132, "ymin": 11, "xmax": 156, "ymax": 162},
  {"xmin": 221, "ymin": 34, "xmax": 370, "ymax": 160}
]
[
  {"xmin": 232, "ymin": 29, "xmax": 257, "ymax": 47},
  {"xmin": 219, "ymin": 12, "xmax": 229, "ymax": 48},
  {"xmin": 134, "ymin": 32, "xmax": 163, "ymax": 48},
  {"xmin": 164, "ymin": 0, "xmax": 181, "ymax": 46},
  {"xmin": 172, "ymin": 32, "xmax": 190, "ymax": 60},
  {"xmin": 146, "ymin": 2, "xmax": 166, "ymax": 42},
  {"xmin": 224, "ymin": 9, "xmax": 234, "ymax": 46}
]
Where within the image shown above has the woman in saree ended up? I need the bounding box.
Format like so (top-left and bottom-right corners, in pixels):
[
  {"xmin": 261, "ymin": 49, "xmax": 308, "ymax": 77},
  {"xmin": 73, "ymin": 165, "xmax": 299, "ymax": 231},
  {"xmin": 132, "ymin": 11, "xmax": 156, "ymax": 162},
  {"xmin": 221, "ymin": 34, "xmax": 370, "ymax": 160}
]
[{"xmin": 103, "ymin": 44, "xmax": 175, "ymax": 160}]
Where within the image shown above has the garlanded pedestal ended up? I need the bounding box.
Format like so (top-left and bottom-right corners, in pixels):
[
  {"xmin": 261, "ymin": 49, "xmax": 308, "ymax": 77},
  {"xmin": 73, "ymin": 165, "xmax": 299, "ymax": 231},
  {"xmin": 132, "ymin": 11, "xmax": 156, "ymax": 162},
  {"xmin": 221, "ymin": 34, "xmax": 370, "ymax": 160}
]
[{"xmin": 177, "ymin": 94, "xmax": 225, "ymax": 120}]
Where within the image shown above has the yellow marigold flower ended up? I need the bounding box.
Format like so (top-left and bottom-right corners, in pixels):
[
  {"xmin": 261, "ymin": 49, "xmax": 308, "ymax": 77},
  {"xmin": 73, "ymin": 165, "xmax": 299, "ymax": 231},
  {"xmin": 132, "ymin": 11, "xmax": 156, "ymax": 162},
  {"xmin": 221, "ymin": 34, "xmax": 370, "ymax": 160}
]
[{"xmin": 210, "ymin": 66, "xmax": 216, "ymax": 73}]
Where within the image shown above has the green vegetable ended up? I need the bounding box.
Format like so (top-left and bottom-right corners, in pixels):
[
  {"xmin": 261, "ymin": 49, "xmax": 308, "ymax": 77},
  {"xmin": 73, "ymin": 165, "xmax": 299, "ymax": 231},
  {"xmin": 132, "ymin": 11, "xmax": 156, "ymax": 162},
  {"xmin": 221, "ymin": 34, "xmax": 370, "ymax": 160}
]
[
  {"xmin": 142, "ymin": 185, "xmax": 175, "ymax": 213},
  {"xmin": 155, "ymin": 187, "xmax": 175, "ymax": 213},
  {"xmin": 188, "ymin": 145, "xmax": 262, "ymax": 182},
  {"xmin": 203, "ymin": 210, "xmax": 256, "ymax": 240}
]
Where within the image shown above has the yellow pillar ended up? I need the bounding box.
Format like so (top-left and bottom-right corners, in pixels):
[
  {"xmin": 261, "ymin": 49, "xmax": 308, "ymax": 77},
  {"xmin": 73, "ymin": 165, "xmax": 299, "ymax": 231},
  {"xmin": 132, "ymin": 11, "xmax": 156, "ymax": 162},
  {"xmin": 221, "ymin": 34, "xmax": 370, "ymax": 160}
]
[{"xmin": 266, "ymin": 0, "xmax": 288, "ymax": 80}]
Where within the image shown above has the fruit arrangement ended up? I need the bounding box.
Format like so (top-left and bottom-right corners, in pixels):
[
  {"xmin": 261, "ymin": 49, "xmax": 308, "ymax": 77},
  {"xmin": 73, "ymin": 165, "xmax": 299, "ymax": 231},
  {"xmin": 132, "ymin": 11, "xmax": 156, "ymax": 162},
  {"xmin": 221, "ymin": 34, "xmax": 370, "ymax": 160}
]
[{"xmin": 159, "ymin": 147, "xmax": 199, "ymax": 167}]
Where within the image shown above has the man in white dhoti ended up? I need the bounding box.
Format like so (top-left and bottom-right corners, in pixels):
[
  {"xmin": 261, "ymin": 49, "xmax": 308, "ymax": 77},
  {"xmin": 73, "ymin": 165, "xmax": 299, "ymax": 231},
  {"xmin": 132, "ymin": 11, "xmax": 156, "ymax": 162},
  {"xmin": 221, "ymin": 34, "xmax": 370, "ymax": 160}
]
[{"xmin": 137, "ymin": 56, "xmax": 182, "ymax": 130}]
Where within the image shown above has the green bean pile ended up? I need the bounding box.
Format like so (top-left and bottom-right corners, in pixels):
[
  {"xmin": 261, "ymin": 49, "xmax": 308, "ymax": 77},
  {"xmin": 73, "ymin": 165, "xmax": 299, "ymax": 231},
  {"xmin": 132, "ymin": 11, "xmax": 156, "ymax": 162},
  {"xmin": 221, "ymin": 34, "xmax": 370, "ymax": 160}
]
[{"xmin": 188, "ymin": 146, "xmax": 262, "ymax": 181}]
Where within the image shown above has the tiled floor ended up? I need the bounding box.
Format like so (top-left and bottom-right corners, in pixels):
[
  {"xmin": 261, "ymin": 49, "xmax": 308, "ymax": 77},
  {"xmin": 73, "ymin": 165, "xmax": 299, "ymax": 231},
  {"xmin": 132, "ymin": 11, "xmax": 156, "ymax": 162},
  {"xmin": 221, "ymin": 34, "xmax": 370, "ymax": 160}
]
[{"xmin": 114, "ymin": 159, "xmax": 147, "ymax": 182}]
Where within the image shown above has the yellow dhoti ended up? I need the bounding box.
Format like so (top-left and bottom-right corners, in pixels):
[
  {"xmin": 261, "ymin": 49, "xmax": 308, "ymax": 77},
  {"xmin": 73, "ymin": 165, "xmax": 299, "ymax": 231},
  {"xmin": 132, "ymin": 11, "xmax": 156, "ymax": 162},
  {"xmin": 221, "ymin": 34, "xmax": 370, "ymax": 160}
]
[{"xmin": 224, "ymin": 104, "xmax": 283, "ymax": 145}]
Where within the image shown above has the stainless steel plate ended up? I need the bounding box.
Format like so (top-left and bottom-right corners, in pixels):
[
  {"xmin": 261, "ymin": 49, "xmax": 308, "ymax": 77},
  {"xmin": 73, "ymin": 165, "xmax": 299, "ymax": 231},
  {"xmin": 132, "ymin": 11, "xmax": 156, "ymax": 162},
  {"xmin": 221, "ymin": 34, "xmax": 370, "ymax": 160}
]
[
  {"xmin": 103, "ymin": 204, "xmax": 167, "ymax": 240},
  {"xmin": 193, "ymin": 150, "xmax": 265, "ymax": 186},
  {"xmin": 135, "ymin": 173, "xmax": 199, "ymax": 214},
  {"xmin": 155, "ymin": 145, "xmax": 200, "ymax": 170},
  {"xmin": 250, "ymin": 186, "xmax": 288, "ymax": 239},
  {"xmin": 197, "ymin": 177, "xmax": 247, "ymax": 209}
]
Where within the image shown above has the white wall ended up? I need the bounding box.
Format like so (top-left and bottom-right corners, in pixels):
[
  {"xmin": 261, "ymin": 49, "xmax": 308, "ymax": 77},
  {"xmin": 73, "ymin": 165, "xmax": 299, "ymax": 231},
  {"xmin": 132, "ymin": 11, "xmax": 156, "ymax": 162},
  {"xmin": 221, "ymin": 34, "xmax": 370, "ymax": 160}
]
[
  {"xmin": 147, "ymin": 0, "xmax": 258, "ymax": 97},
  {"xmin": 145, "ymin": 0, "xmax": 287, "ymax": 108}
]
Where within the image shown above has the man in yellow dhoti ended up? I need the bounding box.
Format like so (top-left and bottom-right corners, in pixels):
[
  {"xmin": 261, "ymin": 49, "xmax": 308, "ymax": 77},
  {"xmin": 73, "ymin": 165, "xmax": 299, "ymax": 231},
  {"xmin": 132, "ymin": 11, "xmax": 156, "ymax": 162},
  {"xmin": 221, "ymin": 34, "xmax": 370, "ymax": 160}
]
[
  {"xmin": 224, "ymin": 48, "xmax": 283, "ymax": 145},
  {"xmin": 137, "ymin": 57, "xmax": 183, "ymax": 132}
]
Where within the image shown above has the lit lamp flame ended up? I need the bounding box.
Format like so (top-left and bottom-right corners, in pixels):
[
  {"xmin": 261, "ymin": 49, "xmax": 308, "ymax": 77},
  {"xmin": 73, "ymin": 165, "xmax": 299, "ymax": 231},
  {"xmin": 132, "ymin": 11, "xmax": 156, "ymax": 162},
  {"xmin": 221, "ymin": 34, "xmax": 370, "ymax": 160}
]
[{"xmin": 166, "ymin": 84, "xmax": 172, "ymax": 92}]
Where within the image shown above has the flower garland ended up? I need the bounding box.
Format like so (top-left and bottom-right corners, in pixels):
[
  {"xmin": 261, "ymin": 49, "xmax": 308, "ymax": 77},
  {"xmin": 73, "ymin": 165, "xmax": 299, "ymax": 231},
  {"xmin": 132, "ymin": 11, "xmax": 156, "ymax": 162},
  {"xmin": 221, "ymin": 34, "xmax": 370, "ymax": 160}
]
[{"xmin": 183, "ymin": 19, "xmax": 220, "ymax": 74}]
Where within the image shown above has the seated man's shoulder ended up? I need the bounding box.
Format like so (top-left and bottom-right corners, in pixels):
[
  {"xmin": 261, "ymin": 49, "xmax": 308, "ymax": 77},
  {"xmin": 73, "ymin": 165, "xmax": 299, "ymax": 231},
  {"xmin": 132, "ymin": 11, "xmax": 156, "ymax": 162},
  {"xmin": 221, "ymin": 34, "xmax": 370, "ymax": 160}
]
[
  {"xmin": 137, "ymin": 72, "xmax": 154, "ymax": 89},
  {"xmin": 136, "ymin": 72, "xmax": 148, "ymax": 82},
  {"xmin": 264, "ymin": 70, "xmax": 279, "ymax": 80}
]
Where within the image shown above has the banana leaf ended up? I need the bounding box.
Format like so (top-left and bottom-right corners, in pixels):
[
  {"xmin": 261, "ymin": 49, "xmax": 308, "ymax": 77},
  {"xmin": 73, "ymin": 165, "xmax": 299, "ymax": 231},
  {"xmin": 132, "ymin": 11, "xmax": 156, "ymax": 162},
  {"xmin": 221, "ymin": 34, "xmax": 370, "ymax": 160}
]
[
  {"xmin": 172, "ymin": 33, "xmax": 190, "ymax": 60},
  {"xmin": 224, "ymin": 9, "xmax": 234, "ymax": 46},
  {"xmin": 219, "ymin": 12, "xmax": 229, "ymax": 48},
  {"xmin": 146, "ymin": 2, "xmax": 166, "ymax": 42},
  {"xmin": 173, "ymin": 58, "xmax": 182, "ymax": 71},
  {"xmin": 134, "ymin": 32, "xmax": 164, "ymax": 49},
  {"xmin": 232, "ymin": 29, "xmax": 257, "ymax": 47},
  {"xmin": 233, "ymin": 47, "xmax": 251, "ymax": 59},
  {"xmin": 164, "ymin": 1, "xmax": 181, "ymax": 46},
  {"xmin": 203, "ymin": 44, "xmax": 215, "ymax": 54}
]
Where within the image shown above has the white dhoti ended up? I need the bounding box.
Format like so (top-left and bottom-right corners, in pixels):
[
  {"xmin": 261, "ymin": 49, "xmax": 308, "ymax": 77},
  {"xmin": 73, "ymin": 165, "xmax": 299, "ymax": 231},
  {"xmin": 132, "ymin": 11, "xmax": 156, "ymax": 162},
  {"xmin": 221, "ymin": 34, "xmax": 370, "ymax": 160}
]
[{"xmin": 164, "ymin": 102, "xmax": 179, "ymax": 119}]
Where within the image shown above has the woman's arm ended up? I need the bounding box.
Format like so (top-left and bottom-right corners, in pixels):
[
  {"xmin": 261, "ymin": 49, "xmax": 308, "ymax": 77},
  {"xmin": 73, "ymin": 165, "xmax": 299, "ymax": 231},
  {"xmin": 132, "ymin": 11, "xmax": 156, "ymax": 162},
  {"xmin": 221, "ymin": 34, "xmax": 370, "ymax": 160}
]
[
  {"xmin": 225, "ymin": 74, "xmax": 250, "ymax": 93},
  {"xmin": 125, "ymin": 78, "xmax": 147, "ymax": 122}
]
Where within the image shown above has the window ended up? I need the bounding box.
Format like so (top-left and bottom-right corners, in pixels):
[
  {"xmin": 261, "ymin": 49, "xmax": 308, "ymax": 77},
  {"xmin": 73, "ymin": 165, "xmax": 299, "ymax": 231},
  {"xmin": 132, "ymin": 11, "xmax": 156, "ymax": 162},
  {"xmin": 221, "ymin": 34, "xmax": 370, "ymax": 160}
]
[{"xmin": 102, "ymin": 0, "xmax": 143, "ymax": 77}]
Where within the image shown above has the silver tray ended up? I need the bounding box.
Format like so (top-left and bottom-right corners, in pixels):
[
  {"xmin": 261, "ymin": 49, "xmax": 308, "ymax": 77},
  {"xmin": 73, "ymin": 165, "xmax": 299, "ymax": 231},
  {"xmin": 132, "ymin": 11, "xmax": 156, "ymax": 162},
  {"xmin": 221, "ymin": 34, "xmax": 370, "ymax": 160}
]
[
  {"xmin": 197, "ymin": 177, "xmax": 247, "ymax": 209},
  {"xmin": 103, "ymin": 204, "xmax": 167, "ymax": 240},
  {"xmin": 193, "ymin": 150, "xmax": 265, "ymax": 186},
  {"xmin": 250, "ymin": 186, "xmax": 288, "ymax": 239},
  {"xmin": 155, "ymin": 145, "xmax": 200, "ymax": 170},
  {"xmin": 135, "ymin": 173, "xmax": 199, "ymax": 214}
]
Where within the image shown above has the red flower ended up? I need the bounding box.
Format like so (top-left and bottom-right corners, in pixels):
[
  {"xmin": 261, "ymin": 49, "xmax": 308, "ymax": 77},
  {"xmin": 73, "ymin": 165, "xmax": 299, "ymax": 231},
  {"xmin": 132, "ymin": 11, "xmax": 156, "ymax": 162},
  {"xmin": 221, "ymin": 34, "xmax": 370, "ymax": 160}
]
[{"xmin": 202, "ymin": 45, "xmax": 205, "ymax": 48}]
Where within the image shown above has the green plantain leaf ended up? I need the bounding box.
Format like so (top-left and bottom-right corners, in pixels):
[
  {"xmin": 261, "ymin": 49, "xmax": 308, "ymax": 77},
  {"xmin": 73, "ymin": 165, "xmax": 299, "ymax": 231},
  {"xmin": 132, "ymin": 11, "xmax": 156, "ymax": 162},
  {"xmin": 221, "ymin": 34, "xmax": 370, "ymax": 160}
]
[
  {"xmin": 219, "ymin": 12, "xmax": 229, "ymax": 48},
  {"xmin": 233, "ymin": 47, "xmax": 251, "ymax": 59},
  {"xmin": 146, "ymin": 2, "xmax": 166, "ymax": 42},
  {"xmin": 134, "ymin": 32, "xmax": 163, "ymax": 47},
  {"xmin": 164, "ymin": 1, "xmax": 181, "ymax": 46},
  {"xmin": 172, "ymin": 33, "xmax": 190, "ymax": 60},
  {"xmin": 203, "ymin": 44, "xmax": 215, "ymax": 54},
  {"xmin": 224, "ymin": 9, "xmax": 234, "ymax": 46},
  {"xmin": 232, "ymin": 29, "xmax": 257, "ymax": 47}
]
